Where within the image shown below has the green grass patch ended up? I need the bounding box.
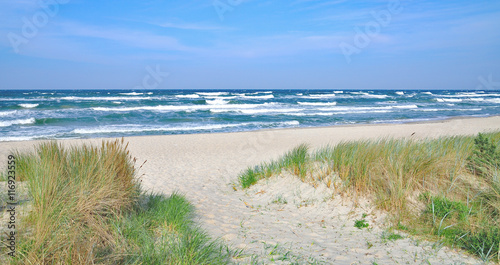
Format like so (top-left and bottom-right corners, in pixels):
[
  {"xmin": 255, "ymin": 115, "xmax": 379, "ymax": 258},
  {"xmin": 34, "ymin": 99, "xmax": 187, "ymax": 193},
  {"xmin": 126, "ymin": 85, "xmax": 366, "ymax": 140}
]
[
  {"xmin": 108, "ymin": 192, "xmax": 235, "ymax": 264},
  {"xmin": 381, "ymin": 231, "xmax": 404, "ymax": 242},
  {"xmin": 239, "ymin": 144, "xmax": 310, "ymax": 188},
  {"xmin": 354, "ymin": 219, "xmax": 369, "ymax": 229}
]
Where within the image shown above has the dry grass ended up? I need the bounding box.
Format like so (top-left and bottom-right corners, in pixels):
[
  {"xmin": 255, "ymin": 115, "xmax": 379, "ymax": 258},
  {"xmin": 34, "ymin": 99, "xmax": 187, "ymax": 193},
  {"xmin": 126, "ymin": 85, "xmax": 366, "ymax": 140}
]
[{"xmin": 13, "ymin": 139, "xmax": 140, "ymax": 264}]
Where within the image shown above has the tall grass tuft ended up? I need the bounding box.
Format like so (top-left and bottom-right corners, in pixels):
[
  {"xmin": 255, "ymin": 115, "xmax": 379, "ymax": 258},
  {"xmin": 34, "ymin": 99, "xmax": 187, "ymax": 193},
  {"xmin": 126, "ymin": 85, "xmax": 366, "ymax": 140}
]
[
  {"xmin": 14, "ymin": 139, "xmax": 140, "ymax": 264},
  {"xmin": 282, "ymin": 144, "xmax": 310, "ymax": 180}
]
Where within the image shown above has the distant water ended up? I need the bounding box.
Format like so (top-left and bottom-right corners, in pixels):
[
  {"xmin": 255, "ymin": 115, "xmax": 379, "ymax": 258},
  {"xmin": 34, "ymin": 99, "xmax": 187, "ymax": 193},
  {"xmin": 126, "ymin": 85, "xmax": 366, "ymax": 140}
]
[{"xmin": 0, "ymin": 89, "xmax": 499, "ymax": 142}]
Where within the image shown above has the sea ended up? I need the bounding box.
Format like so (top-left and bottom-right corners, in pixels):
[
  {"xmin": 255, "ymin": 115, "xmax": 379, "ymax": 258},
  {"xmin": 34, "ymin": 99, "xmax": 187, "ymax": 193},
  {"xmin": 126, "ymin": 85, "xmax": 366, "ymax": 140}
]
[{"xmin": 1, "ymin": 89, "xmax": 499, "ymax": 142}]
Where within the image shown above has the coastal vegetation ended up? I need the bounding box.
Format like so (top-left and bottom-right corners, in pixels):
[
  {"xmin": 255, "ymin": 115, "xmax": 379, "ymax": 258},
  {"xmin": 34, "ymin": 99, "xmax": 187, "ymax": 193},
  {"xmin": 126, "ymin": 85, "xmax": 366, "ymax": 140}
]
[
  {"xmin": 239, "ymin": 132, "xmax": 500, "ymax": 262},
  {"xmin": 1, "ymin": 139, "xmax": 234, "ymax": 264}
]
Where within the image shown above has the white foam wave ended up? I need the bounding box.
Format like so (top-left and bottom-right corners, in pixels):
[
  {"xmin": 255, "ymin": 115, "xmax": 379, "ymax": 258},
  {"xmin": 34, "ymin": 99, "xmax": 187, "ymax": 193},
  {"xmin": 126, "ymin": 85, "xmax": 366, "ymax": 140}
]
[
  {"xmin": 0, "ymin": 118, "xmax": 36, "ymax": 127},
  {"xmin": 393, "ymin": 104, "xmax": 419, "ymax": 109},
  {"xmin": 297, "ymin": 102, "xmax": 337, "ymax": 106},
  {"xmin": 360, "ymin": 93, "xmax": 389, "ymax": 99},
  {"xmin": 175, "ymin": 94, "xmax": 200, "ymax": 99},
  {"xmin": 414, "ymin": 108, "xmax": 482, "ymax": 112},
  {"xmin": 246, "ymin": 91, "xmax": 273, "ymax": 95},
  {"xmin": 422, "ymin": 92, "xmax": 433, "ymax": 95},
  {"xmin": 486, "ymin": 98, "xmax": 500, "ymax": 104},
  {"xmin": 72, "ymin": 121, "xmax": 299, "ymax": 135},
  {"xmin": 395, "ymin": 91, "xmax": 404, "ymax": 96},
  {"xmin": 241, "ymin": 94, "xmax": 274, "ymax": 99},
  {"xmin": 436, "ymin": 98, "xmax": 462, "ymax": 103},
  {"xmin": 334, "ymin": 91, "xmax": 344, "ymax": 94},
  {"xmin": 318, "ymin": 105, "xmax": 417, "ymax": 112},
  {"xmin": 61, "ymin": 96, "xmax": 151, "ymax": 101},
  {"xmin": 372, "ymin": 118, "xmax": 441, "ymax": 124},
  {"xmin": 206, "ymin": 98, "xmax": 229, "ymax": 105},
  {"xmin": 93, "ymin": 103, "xmax": 267, "ymax": 112},
  {"xmin": 437, "ymin": 93, "xmax": 500, "ymax": 98},
  {"xmin": 197, "ymin": 92, "xmax": 229, "ymax": 96},
  {"xmin": 0, "ymin": 111, "xmax": 17, "ymax": 117},
  {"xmin": 119, "ymin": 92, "xmax": 144, "ymax": 96},
  {"xmin": 19, "ymin": 103, "xmax": 39, "ymax": 108},
  {"xmin": 237, "ymin": 108, "xmax": 302, "ymax": 115},
  {"xmin": 147, "ymin": 92, "xmax": 154, "ymax": 95},
  {"xmin": 305, "ymin": 93, "xmax": 336, "ymax": 99},
  {"xmin": 0, "ymin": 136, "xmax": 37, "ymax": 142}
]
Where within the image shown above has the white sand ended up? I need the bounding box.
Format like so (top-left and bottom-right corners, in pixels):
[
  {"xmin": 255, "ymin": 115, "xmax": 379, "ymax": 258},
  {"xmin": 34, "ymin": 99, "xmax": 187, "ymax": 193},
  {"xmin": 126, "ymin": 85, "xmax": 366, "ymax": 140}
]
[{"xmin": 2, "ymin": 116, "xmax": 500, "ymax": 264}]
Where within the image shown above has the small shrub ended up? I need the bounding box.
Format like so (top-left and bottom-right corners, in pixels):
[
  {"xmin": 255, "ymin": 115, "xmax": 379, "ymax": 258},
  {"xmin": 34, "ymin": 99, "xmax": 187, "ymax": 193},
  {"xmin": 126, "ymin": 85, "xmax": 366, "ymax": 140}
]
[{"xmin": 354, "ymin": 219, "xmax": 369, "ymax": 229}]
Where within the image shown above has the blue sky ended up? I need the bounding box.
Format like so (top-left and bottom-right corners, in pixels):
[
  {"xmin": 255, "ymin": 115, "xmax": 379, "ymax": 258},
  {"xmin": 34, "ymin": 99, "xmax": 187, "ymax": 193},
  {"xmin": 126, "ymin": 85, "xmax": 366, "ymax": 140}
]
[{"xmin": 0, "ymin": 0, "xmax": 499, "ymax": 89}]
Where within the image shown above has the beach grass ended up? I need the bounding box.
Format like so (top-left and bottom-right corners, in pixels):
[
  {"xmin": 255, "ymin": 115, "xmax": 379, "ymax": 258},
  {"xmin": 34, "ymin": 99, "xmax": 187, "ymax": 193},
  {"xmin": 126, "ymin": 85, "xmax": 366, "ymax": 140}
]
[
  {"xmin": 3, "ymin": 139, "xmax": 235, "ymax": 264},
  {"xmin": 238, "ymin": 132, "xmax": 500, "ymax": 262}
]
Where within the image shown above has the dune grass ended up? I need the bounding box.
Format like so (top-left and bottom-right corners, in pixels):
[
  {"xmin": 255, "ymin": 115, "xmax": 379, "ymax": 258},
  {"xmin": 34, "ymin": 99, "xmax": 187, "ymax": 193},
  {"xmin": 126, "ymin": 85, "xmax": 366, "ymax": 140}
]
[
  {"xmin": 3, "ymin": 139, "xmax": 234, "ymax": 264},
  {"xmin": 238, "ymin": 132, "xmax": 500, "ymax": 262}
]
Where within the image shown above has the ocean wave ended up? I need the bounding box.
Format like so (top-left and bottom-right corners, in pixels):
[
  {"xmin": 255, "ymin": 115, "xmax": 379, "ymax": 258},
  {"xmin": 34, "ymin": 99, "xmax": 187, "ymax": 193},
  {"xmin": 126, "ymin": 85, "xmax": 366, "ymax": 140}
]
[
  {"xmin": 72, "ymin": 121, "xmax": 299, "ymax": 135},
  {"xmin": 305, "ymin": 93, "xmax": 336, "ymax": 99},
  {"xmin": 437, "ymin": 93, "xmax": 500, "ymax": 98},
  {"xmin": 0, "ymin": 136, "xmax": 37, "ymax": 142},
  {"xmin": 297, "ymin": 102, "xmax": 337, "ymax": 106},
  {"xmin": 395, "ymin": 91, "xmax": 405, "ymax": 95},
  {"xmin": 283, "ymin": 112, "xmax": 335, "ymax": 116},
  {"xmin": 285, "ymin": 110, "xmax": 392, "ymax": 116},
  {"xmin": 371, "ymin": 117, "xmax": 443, "ymax": 124},
  {"xmin": 486, "ymin": 98, "xmax": 500, "ymax": 104},
  {"xmin": 197, "ymin": 92, "xmax": 229, "ymax": 96},
  {"xmin": 119, "ymin": 92, "xmax": 144, "ymax": 96},
  {"xmin": 360, "ymin": 92, "xmax": 389, "ymax": 99},
  {"xmin": 93, "ymin": 103, "xmax": 269, "ymax": 112},
  {"xmin": 240, "ymin": 94, "xmax": 274, "ymax": 99},
  {"xmin": 436, "ymin": 98, "xmax": 462, "ymax": 103},
  {"xmin": 317, "ymin": 105, "xmax": 418, "ymax": 112},
  {"xmin": 19, "ymin": 103, "xmax": 39, "ymax": 108},
  {"xmin": 0, "ymin": 110, "xmax": 17, "ymax": 117},
  {"xmin": 0, "ymin": 118, "xmax": 36, "ymax": 127},
  {"xmin": 206, "ymin": 98, "xmax": 229, "ymax": 105},
  {"xmin": 61, "ymin": 96, "xmax": 152, "ymax": 101},
  {"xmin": 175, "ymin": 94, "xmax": 201, "ymax": 99},
  {"xmin": 237, "ymin": 108, "xmax": 302, "ymax": 115},
  {"xmin": 414, "ymin": 108, "xmax": 482, "ymax": 112},
  {"xmin": 245, "ymin": 91, "xmax": 273, "ymax": 95}
]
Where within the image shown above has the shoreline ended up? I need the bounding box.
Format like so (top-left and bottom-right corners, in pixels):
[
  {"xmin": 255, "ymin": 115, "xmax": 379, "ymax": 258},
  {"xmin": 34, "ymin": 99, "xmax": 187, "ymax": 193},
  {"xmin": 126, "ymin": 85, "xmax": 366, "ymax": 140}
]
[
  {"xmin": 1, "ymin": 114, "xmax": 500, "ymax": 159},
  {"xmin": 2, "ymin": 114, "xmax": 500, "ymax": 144}
]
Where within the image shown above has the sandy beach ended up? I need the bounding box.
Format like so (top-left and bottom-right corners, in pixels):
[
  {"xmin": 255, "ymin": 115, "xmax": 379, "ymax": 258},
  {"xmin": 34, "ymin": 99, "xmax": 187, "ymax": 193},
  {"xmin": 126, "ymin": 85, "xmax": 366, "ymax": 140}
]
[{"xmin": 2, "ymin": 116, "xmax": 500, "ymax": 264}]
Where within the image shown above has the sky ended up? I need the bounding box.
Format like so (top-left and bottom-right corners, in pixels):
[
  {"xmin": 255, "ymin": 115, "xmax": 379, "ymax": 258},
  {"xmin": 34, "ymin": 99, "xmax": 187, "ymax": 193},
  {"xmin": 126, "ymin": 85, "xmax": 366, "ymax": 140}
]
[{"xmin": 0, "ymin": 0, "xmax": 499, "ymax": 90}]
